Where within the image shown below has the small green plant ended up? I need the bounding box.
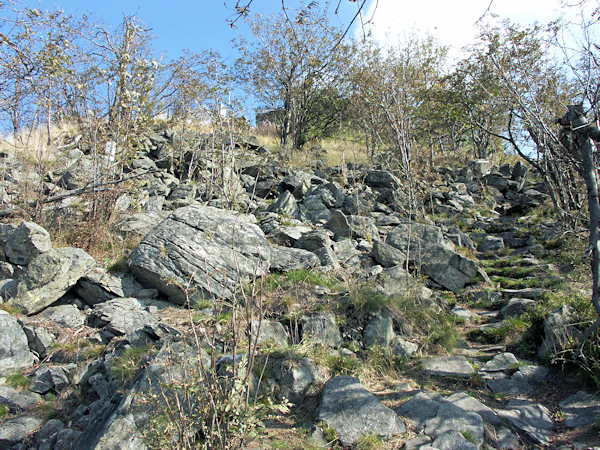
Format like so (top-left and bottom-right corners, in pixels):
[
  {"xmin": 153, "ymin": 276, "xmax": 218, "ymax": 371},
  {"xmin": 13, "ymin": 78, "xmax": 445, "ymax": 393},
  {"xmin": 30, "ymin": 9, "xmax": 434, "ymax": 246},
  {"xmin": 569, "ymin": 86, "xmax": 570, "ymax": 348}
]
[
  {"xmin": 0, "ymin": 303, "xmax": 24, "ymax": 315},
  {"xmin": 461, "ymin": 430, "xmax": 476, "ymax": 444},
  {"xmin": 0, "ymin": 404, "xmax": 10, "ymax": 419},
  {"xmin": 6, "ymin": 372, "xmax": 30, "ymax": 390},
  {"xmin": 356, "ymin": 432, "xmax": 385, "ymax": 449},
  {"xmin": 325, "ymin": 354, "xmax": 361, "ymax": 376},
  {"xmin": 318, "ymin": 421, "xmax": 339, "ymax": 444},
  {"xmin": 83, "ymin": 344, "xmax": 106, "ymax": 360},
  {"xmin": 111, "ymin": 344, "xmax": 155, "ymax": 382}
]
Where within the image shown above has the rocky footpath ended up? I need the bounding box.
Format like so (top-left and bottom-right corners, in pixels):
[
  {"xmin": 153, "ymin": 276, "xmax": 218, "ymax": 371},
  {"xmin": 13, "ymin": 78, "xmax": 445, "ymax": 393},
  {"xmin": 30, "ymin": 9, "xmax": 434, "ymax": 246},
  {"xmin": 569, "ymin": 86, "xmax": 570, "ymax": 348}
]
[{"xmin": 0, "ymin": 134, "xmax": 599, "ymax": 449}]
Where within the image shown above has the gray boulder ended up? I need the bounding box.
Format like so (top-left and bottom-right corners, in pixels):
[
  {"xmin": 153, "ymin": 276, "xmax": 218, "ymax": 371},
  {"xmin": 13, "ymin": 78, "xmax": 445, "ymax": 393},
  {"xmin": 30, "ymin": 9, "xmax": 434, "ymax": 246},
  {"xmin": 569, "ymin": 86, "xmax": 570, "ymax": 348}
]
[
  {"xmin": 446, "ymin": 391, "xmax": 501, "ymax": 426},
  {"xmin": 497, "ymin": 399, "xmax": 553, "ymax": 446},
  {"xmin": 75, "ymin": 268, "xmax": 143, "ymax": 306},
  {"xmin": 365, "ymin": 170, "xmax": 402, "ymax": 189},
  {"xmin": 302, "ymin": 314, "xmax": 342, "ymax": 348},
  {"xmin": 88, "ymin": 297, "xmax": 158, "ymax": 338},
  {"xmin": 0, "ymin": 415, "xmax": 43, "ymax": 447},
  {"xmin": 271, "ymin": 357, "xmax": 322, "ymax": 404},
  {"xmin": 316, "ymin": 376, "xmax": 405, "ymax": 447},
  {"xmin": 5, "ymin": 221, "xmax": 52, "ymax": 265},
  {"xmin": 251, "ymin": 320, "xmax": 288, "ymax": 347},
  {"xmin": 112, "ymin": 211, "xmax": 167, "ymax": 240},
  {"xmin": 10, "ymin": 247, "xmax": 96, "ymax": 315},
  {"xmin": 38, "ymin": 304, "xmax": 85, "ymax": 328},
  {"xmin": 0, "ymin": 312, "xmax": 37, "ymax": 374},
  {"xmin": 59, "ymin": 156, "xmax": 94, "ymax": 190},
  {"xmin": 478, "ymin": 235, "xmax": 505, "ymax": 253},
  {"xmin": 128, "ymin": 204, "xmax": 271, "ymax": 304},
  {"xmin": 364, "ymin": 314, "xmax": 394, "ymax": 347},
  {"xmin": 270, "ymin": 245, "xmax": 320, "ymax": 272},
  {"xmin": 267, "ymin": 190, "xmax": 300, "ymax": 218},
  {"xmin": 0, "ymin": 385, "xmax": 42, "ymax": 412},
  {"xmin": 386, "ymin": 222, "xmax": 479, "ymax": 292},
  {"xmin": 499, "ymin": 298, "xmax": 536, "ymax": 319},
  {"xmin": 424, "ymin": 403, "xmax": 484, "ymax": 447},
  {"xmin": 538, "ymin": 304, "xmax": 581, "ymax": 359},
  {"xmin": 558, "ymin": 390, "xmax": 600, "ymax": 428}
]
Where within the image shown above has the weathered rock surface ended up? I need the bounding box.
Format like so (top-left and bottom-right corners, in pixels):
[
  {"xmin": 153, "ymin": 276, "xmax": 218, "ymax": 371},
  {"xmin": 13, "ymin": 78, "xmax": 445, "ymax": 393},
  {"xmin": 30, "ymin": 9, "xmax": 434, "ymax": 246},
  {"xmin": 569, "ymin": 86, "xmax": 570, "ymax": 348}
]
[
  {"xmin": 10, "ymin": 247, "xmax": 96, "ymax": 315},
  {"xmin": 270, "ymin": 245, "xmax": 320, "ymax": 272},
  {"xmin": 88, "ymin": 297, "xmax": 159, "ymax": 338},
  {"xmin": 422, "ymin": 355, "xmax": 474, "ymax": 378},
  {"xmin": 302, "ymin": 314, "xmax": 342, "ymax": 348},
  {"xmin": 5, "ymin": 221, "xmax": 52, "ymax": 265},
  {"xmin": 0, "ymin": 312, "xmax": 37, "ymax": 374},
  {"xmin": 558, "ymin": 391, "xmax": 600, "ymax": 428},
  {"xmin": 128, "ymin": 204, "xmax": 271, "ymax": 303},
  {"xmin": 316, "ymin": 376, "xmax": 405, "ymax": 447},
  {"xmin": 0, "ymin": 415, "xmax": 44, "ymax": 447},
  {"xmin": 497, "ymin": 399, "xmax": 554, "ymax": 446}
]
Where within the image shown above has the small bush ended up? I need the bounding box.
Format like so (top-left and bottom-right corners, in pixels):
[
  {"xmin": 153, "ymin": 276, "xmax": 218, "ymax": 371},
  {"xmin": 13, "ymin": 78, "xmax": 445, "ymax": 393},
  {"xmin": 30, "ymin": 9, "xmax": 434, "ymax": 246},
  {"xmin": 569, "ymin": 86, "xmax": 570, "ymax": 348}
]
[
  {"xmin": 356, "ymin": 432, "xmax": 385, "ymax": 449},
  {"xmin": 111, "ymin": 345, "xmax": 155, "ymax": 382}
]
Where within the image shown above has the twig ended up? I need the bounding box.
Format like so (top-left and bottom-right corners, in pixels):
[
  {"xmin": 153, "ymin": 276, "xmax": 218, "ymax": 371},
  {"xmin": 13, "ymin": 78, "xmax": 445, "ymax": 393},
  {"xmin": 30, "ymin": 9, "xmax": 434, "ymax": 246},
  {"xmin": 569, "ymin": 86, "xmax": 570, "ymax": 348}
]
[{"xmin": 41, "ymin": 168, "xmax": 158, "ymax": 204}]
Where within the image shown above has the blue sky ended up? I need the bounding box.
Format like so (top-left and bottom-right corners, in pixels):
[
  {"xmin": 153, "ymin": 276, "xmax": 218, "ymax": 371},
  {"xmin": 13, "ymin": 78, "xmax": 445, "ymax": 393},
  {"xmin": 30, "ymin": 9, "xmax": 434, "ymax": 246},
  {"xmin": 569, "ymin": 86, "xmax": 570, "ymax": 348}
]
[{"xmin": 18, "ymin": 0, "xmax": 364, "ymax": 63}]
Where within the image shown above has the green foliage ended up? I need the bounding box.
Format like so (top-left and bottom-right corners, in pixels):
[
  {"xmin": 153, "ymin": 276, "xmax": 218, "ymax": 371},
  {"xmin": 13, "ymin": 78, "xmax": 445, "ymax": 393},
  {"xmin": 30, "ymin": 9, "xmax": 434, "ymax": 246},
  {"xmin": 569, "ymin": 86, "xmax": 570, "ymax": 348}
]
[
  {"xmin": 356, "ymin": 432, "xmax": 385, "ymax": 449},
  {"xmin": 263, "ymin": 270, "xmax": 342, "ymax": 292},
  {"xmin": 6, "ymin": 372, "xmax": 30, "ymax": 390},
  {"xmin": 461, "ymin": 430, "xmax": 476, "ymax": 444},
  {"xmin": 0, "ymin": 404, "xmax": 9, "ymax": 419},
  {"xmin": 111, "ymin": 345, "xmax": 155, "ymax": 382}
]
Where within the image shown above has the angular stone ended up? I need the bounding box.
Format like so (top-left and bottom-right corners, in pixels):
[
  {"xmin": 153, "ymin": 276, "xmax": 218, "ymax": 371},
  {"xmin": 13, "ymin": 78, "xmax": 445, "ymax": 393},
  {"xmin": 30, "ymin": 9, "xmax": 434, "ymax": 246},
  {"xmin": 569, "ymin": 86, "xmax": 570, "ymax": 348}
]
[
  {"xmin": 390, "ymin": 336, "xmax": 418, "ymax": 358},
  {"xmin": 10, "ymin": 247, "xmax": 96, "ymax": 315},
  {"xmin": 0, "ymin": 385, "xmax": 41, "ymax": 412},
  {"xmin": 75, "ymin": 268, "xmax": 143, "ymax": 306},
  {"xmin": 365, "ymin": 171, "xmax": 402, "ymax": 189},
  {"xmin": 480, "ymin": 352, "xmax": 519, "ymax": 373},
  {"xmin": 317, "ymin": 376, "xmax": 405, "ymax": 447},
  {"xmin": 371, "ymin": 240, "xmax": 407, "ymax": 268},
  {"xmin": 272, "ymin": 357, "xmax": 321, "ymax": 404},
  {"xmin": 88, "ymin": 297, "xmax": 158, "ymax": 338},
  {"xmin": 251, "ymin": 320, "xmax": 288, "ymax": 347},
  {"xmin": 425, "ymin": 402, "xmax": 484, "ymax": 446},
  {"xmin": 558, "ymin": 391, "xmax": 600, "ymax": 428},
  {"xmin": 0, "ymin": 415, "xmax": 43, "ymax": 447},
  {"xmin": 478, "ymin": 235, "xmax": 505, "ymax": 253},
  {"xmin": 446, "ymin": 391, "xmax": 501, "ymax": 425},
  {"xmin": 267, "ymin": 190, "xmax": 300, "ymax": 218},
  {"xmin": 486, "ymin": 378, "xmax": 531, "ymax": 396},
  {"xmin": 538, "ymin": 305, "xmax": 581, "ymax": 359},
  {"xmin": 38, "ymin": 304, "xmax": 85, "ymax": 328},
  {"xmin": 302, "ymin": 314, "xmax": 342, "ymax": 348},
  {"xmin": 422, "ymin": 355, "xmax": 474, "ymax": 378},
  {"xmin": 5, "ymin": 221, "xmax": 52, "ymax": 265},
  {"xmin": 295, "ymin": 230, "xmax": 332, "ymax": 251},
  {"xmin": 0, "ymin": 312, "xmax": 36, "ymax": 374},
  {"xmin": 397, "ymin": 391, "xmax": 444, "ymax": 431},
  {"xmin": 269, "ymin": 245, "xmax": 320, "ymax": 272},
  {"xmin": 22, "ymin": 325, "xmax": 55, "ymax": 359},
  {"xmin": 112, "ymin": 211, "xmax": 167, "ymax": 240},
  {"xmin": 499, "ymin": 298, "xmax": 536, "ymax": 319},
  {"xmin": 431, "ymin": 430, "xmax": 479, "ymax": 450},
  {"xmin": 364, "ymin": 314, "xmax": 394, "ymax": 347},
  {"xmin": 128, "ymin": 204, "xmax": 271, "ymax": 303},
  {"xmin": 497, "ymin": 399, "xmax": 553, "ymax": 446}
]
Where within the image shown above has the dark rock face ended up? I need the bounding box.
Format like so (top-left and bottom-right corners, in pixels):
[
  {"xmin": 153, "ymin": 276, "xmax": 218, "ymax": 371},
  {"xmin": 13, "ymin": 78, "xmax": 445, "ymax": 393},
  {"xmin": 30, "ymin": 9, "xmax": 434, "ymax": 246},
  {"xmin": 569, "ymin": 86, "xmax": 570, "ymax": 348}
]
[
  {"xmin": 128, "ymin": 204, "xmax": 271, "ymax": 303},
  {"xmin": 317, "ymin": 376, "xmax": 405, "ymax": 447}
]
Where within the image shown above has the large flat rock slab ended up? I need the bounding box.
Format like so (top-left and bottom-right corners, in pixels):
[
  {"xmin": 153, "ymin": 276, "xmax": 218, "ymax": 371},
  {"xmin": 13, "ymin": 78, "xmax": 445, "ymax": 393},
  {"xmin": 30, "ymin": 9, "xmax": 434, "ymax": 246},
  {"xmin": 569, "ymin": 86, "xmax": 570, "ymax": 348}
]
[
  {"xmin": 497, "ymin": 399, "xmax": 554, "ymax": 446},
  {"xmin": 422, "ymin": 355, "xmax": 474, "ymax": 378},
  {"xmin": 128, "ymin": 204, "xmax": 271, "ymax": 303},
  {"xmin": 317, "ymin": 375, "xmax": 405, "ymax": 447}
]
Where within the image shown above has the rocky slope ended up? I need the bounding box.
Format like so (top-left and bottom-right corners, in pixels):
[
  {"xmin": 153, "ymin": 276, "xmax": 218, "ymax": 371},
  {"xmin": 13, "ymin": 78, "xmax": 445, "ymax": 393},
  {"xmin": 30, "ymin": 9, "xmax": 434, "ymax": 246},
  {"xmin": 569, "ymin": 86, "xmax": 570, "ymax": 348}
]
[{"xmin": 0, "ymin": 132, "xmax": 599, "ymax": 449}]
